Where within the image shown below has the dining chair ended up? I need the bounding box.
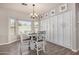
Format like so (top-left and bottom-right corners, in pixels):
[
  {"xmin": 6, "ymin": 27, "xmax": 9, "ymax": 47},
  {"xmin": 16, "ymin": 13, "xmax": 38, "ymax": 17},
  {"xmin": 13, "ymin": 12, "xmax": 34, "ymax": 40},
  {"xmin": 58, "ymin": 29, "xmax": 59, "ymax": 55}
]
[
  {"xmin": 33, "ymin": 31, "xmax": 46, "ymax": 55},
  {"xmin": 19, "ymin": 34, "xmax": 31, "ymax": 55}
]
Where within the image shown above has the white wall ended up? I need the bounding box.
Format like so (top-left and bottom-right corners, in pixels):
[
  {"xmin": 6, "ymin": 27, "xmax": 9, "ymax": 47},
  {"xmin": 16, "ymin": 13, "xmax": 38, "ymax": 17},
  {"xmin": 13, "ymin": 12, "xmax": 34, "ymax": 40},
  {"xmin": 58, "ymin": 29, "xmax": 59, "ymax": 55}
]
[
  {"xmin": 0, "ymin": 7, "xmax": 31, "ymax": 45},
  {"xmin": 0, "ymin": 10, "xmax": 8, "ymax": 44}
]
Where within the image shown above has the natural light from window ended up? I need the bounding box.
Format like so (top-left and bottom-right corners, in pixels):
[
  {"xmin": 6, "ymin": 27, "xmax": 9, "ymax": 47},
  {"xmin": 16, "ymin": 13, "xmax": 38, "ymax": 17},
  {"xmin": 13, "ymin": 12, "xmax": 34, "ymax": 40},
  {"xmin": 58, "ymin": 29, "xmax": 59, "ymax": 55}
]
[{"xmin": 18, "ymin": 21, "xmax": 31, "ymax": 35}]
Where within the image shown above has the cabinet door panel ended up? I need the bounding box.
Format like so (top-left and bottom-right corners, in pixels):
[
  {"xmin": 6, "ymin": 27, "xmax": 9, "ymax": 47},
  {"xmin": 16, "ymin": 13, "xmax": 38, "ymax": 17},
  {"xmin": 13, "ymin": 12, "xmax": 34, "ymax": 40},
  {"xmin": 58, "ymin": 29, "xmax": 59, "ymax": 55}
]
[
  {"xmin": 63, "ymin": 11, "xmax": 71, "ymax": 48},
  {"xmin": 44, "ymin": 19, "xmax": 49, "ymax": 41},
  {"xmin": 42, "ymin": 19, "xmax": 48, "ymax": 41},
  {"xmin": 53, "ymin": 16, "xmax": 58, "ymax": 43},
  {"xmin": 50, "ymin": 17, "xmax": 54, "ymax": 43},
  {"xmin": 47, "ymin": 18, "xmax": 51, "ymax": 42},
  {"xmin": 57, "ymin": 14, "xmax": 64, "ymax": 45}
]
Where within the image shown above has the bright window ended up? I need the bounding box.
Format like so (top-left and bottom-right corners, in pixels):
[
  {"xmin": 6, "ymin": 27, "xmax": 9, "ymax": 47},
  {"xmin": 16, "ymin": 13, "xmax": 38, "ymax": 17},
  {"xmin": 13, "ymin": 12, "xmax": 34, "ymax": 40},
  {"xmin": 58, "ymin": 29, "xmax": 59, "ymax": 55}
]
[
  {"xmin": 9, "ymin": 18, "xmax": 15, "ymax": 35},
  {"xmin": 18, "ymin": 21, "xmax": 31, "ymax": 35},
  {"xmin": 34, "ymin": 21, "xmax": 39, "ymax": 33}
]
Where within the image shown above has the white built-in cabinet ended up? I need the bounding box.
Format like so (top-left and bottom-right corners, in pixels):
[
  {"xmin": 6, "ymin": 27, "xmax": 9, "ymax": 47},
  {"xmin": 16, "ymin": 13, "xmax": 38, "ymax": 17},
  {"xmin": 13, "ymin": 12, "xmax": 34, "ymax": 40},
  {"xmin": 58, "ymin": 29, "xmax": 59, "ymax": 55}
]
[
  {"xmin": 40, "ymin": 11, "xmax": 72, "ymax": 49},
  {"xmin": 63, "ymin": 11, "xmax": 72, "ymax": 48}
]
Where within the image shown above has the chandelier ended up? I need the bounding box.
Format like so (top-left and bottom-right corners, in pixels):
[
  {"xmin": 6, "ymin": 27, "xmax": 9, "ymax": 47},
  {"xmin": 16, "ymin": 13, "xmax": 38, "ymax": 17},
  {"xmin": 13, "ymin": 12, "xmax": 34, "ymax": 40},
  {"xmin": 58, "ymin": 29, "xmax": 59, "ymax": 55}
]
[
  {"xmin": 30, "ymin": 4, "xmax": 38, "ymax": 19},
  {"xmin": 22, "ymin": 3, "xmax": 39, "ymax": 19}
]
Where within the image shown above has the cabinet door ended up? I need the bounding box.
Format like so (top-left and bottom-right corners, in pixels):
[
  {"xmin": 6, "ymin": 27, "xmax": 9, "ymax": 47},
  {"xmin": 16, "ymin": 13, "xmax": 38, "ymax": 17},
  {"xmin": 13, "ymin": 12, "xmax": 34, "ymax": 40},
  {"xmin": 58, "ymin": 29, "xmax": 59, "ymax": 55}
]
[
  {"xmin": 63, "ymin": 11, "xmax": 71, "ymax": 48},
  {"xmin": 44, "ymin": 19, "xmax": 48, "ymax": 41},
  {"xmin": 57, "ymin": 14, "xmax": 64, "ymax": 46},
  {"xmin": 50, "ymin": 17, "xmax": 54, "ymax": 43},
  {"xmin": 45, "ymin": 19, "xmax": 48, "ymax": 41},
  {"xmin": 40, "ymin": 20, "xmax": 44, "ymax": 31},
  {"xmin": 48, "ymin": 18, "xmax": 52, "ymax": 42},
  {"xmin": 47, "ymin": 18, "xmax": 51, "ymax": 42},
  {"xmin": 53, "ymin": 16, "xmax": 58, "ymax": 43}
]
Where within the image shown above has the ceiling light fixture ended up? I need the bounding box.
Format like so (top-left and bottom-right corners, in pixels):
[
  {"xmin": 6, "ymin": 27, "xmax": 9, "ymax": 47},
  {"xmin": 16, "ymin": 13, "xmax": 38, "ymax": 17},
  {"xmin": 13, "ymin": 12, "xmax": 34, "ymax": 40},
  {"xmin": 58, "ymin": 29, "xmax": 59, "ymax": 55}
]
[
  {"xmin": 30, "ymin": 4, "xmax": 38, "ymax": 19},
  {"xmin": 22, "ymin": 3, "xmax": 27, "ymax": 6},
  {"xmin": 22, "ymin": 3, "xmax": 39, "ymax": 19}
]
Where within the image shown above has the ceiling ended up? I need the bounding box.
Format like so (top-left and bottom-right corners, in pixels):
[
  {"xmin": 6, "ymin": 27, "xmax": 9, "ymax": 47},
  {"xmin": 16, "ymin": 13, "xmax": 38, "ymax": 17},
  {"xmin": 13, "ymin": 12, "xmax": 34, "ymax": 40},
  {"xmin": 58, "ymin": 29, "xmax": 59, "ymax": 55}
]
[{"xmin": 0, "ymin": 3, "xmax": 59, "ymax": 16}]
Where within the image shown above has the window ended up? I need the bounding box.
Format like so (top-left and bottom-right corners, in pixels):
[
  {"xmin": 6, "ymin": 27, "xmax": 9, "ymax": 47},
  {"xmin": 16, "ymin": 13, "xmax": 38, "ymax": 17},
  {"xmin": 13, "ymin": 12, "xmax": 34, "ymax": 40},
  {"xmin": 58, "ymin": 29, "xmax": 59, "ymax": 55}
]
[
  {"xmin": 34, "ymin": 21, "xmax": 39, "ymax": 33},
  {"xmin": 8, "ymin": 18, "xmax": 16, "ymax": 42},
  {"xmin": 9, "ymin": 18, "xmax": 15, "ymax": 35},
  {"xmin": 18, "ymin": 21, "xmax": 31, "ymax": 35}
]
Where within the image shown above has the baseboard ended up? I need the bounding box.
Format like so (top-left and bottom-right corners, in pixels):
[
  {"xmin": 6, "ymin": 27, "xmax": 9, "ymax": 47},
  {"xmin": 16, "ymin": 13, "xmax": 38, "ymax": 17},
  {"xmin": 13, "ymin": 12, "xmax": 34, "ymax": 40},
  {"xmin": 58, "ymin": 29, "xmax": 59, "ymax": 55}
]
[
  {"xmin": 8, "ymin": 40, "xmax": 19, "ymax": 44},
  {"xmin": 0, "ymin": 42, "xmax": 10, "ymax": 45},
  {"xmin": 0, "ymin": 39, "xmax": 19, "ymax": 45},
  {"xmin": 71, "ymin": 49, "xmax": 78, "ymax": 52}
]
